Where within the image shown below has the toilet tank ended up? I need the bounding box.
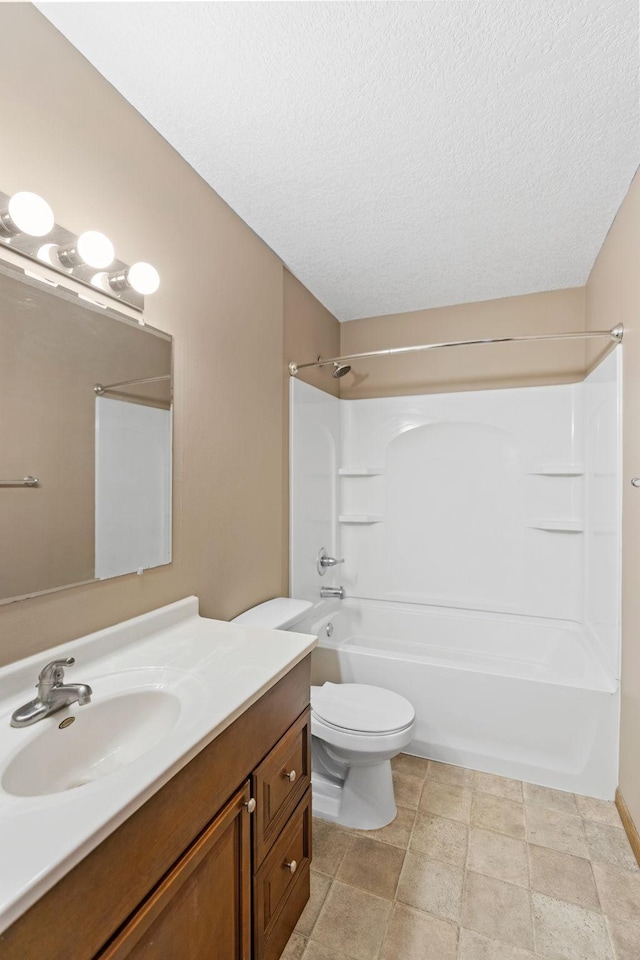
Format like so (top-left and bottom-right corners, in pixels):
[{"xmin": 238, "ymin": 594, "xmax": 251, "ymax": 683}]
[{"xmin": 231, "ymin": 597, "xmax": 313, "ymax": 630}]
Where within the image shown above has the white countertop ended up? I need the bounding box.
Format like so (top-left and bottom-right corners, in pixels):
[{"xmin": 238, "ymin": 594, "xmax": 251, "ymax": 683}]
[{"xmin": 0, "ymin": 596, "xmax": 316, "ymax": 934}]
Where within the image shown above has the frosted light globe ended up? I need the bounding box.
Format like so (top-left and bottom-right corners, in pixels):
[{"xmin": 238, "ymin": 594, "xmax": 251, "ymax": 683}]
[
  {"xmin": 8, "ymin": 192, "xmax": 54, "ymax": 237},
  {"xmin": 128, "ymin": 262, "xmax": 160, "ymax": 295}
]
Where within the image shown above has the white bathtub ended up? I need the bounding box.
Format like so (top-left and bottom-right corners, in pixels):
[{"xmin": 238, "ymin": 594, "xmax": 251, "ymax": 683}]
[{"xmin": 287, "ymin": 598, "xmax": 619, "ymax": 799}]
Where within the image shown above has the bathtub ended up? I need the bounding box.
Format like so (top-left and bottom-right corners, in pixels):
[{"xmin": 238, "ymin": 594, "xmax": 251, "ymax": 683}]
[{"xmin": 287, "ymin": 598, "xmax": 619, "ymax": 799}]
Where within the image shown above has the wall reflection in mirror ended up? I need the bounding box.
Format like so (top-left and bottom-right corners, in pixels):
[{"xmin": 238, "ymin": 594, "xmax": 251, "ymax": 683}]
[{"xmin": 0, "ymin": 261, "xmax": 172, "ymax": 602}]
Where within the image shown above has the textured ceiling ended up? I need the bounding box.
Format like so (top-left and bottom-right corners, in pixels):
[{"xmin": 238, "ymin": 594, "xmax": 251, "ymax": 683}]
[{"xmin": 37, "ymin": 1, "xmax": 639, "ymax": 321}]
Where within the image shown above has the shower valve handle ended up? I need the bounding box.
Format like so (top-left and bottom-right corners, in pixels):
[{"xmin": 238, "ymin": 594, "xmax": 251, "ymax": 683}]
[{"xmin": 317, "ymin": 547, "xmax": 344, "ymax": 575}]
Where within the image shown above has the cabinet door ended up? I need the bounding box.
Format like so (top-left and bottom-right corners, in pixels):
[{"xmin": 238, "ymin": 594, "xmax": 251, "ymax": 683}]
[{"xmin": 97, "ymin": 782, "xmax": 252, "ymax": 960}]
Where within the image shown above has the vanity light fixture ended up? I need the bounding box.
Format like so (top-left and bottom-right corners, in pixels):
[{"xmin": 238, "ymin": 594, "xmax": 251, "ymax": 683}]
[
  {"xmin": 0, "ymin": 192, "xmax": 54, "ymax": 238},
  {"xmin": 0, "ymin": 187, "xmax": 159, "ymax": 312}
]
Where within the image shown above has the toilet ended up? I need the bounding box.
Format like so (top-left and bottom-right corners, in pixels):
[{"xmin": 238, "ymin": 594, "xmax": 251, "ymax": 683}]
[{"xmin": 232, "ymin": 598, "xmax": 416, "ymax": 830}]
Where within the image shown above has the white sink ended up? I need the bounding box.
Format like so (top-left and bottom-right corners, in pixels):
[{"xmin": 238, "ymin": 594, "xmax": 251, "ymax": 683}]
[
  {"xmin": 0, "ymin": 595, "xmax": 317, "ymax": 936},
  {"xmin": 2, "ymin": 689, "xmax": 181, "ymax": 797}
]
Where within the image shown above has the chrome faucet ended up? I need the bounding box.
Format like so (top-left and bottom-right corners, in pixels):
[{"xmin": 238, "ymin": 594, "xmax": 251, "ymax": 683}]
[
  {"xmin": 320, "ymin": 585, "xmax": 346, "ymax": 599},
  {"xmin": 10, "ymin": 657, "xmax": 92, "ymax": 728}
]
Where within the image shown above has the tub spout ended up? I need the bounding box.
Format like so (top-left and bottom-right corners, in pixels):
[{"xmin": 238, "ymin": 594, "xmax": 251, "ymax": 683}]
[{"xmin": 320, "ymin": 586, "xmax": 346, "ymax": 599}]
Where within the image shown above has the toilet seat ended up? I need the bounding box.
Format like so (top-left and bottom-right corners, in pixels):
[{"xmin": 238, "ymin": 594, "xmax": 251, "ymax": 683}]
[{"xmin": 311, "ymin": 682, "xmax": 415, "ymax": 735}]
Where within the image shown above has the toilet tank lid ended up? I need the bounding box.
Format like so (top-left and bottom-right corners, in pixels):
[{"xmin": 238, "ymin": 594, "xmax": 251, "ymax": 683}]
[{"xmin": 231, "ymin": 597, "xmax": 313, "ymax": 629}]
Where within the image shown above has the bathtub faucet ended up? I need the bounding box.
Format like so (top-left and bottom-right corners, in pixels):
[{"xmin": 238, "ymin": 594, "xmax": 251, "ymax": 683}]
[{"xmin": 320, "ymin": 585, "xmax": 346, "ymax": 600}]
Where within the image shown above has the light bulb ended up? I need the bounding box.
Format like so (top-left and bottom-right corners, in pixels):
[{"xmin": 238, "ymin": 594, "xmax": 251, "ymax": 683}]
[
  {"xmin": 37, "ymin": 243, "xmax": 59, "ymax": 265},
  {"xmin": 76, "ymin": 231, "xmax": 114, "ymax": 269},
  {"xmin": 127, "ymin": 262, "xmax": 160, "ymax": 295},
  {"xmin": 90, "ymin": 271, "xmax": 110, "ymax": 292},
  {"xmin": 6, "ymin": 192, "xmax": 54, "ymax": 237}
]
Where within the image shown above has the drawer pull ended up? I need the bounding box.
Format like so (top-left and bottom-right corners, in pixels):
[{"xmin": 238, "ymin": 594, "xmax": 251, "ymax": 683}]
[
  {"xmin": 244, "ymin": 797, "xmax": 257, "ymax": 814},
  {"xmin": 284, "ymin": 859, "xmax": 297, "ymax": 874},
  {"xmin": 284, "ymin": 769, "xmax": 297, "ymax": 783}
]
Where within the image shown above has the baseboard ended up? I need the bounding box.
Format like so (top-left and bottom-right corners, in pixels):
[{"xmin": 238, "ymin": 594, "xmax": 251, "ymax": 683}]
[{"xmin": 615, "ymin": 788, "xmax": 640, "ymax": 867}]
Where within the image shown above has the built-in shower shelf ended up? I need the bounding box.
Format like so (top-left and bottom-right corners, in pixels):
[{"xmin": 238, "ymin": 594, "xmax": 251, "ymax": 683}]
[
  {"xmin": 529, "ymin": 520, "xmax": 584, "ymax": 532},
  {"xmin": 338, "ymin": 467, "xmax": 384, "ymax": 476},
  {"xmin": 338, "ymin": 514, "xmax": 384, "ymax": 524},
  {"xmin": 529, "ymin": 465, "xmax": 584, "ymax": 476}
]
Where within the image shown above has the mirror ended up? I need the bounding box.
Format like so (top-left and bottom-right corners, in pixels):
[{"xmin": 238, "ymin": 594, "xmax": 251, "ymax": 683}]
[{"xmin": 0, "ymin": 260, "xmax": 172, "ymax": 603}]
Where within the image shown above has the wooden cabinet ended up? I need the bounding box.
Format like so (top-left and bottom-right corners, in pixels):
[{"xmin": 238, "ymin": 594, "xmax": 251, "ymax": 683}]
[
  {"xmin": 253, "ymin": 707, "xmax": 311, "ymax": 864},
  {"xmin": 0, "ymin": 657, "xmax": 312, "ymax": 960},
  {"xmin": 254, "ymin": 789, "xmax": 312, "ymax": 960},
  {"xmin": 99, "ymin": 783, "xmax": 252, "ymax": 960}
]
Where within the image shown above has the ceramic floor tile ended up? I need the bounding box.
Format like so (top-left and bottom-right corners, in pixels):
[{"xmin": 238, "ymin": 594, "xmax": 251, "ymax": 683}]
[
  {"xmin": 419, "ymin": 779, "xmax": 473, "ymax": 823},
  {"xmin": 528, "ymin": 843, "xmax": 600, "ymax": 911},
  {"xmin": 392, "ymin": 753, "xmax": 430, "ymax": 779},
  {"xmin": 392, "ymin": 771, "xmax": 424, "ymax": 810},
  {"xmin": 576, "ymin": 795, "xmax": 623, "ymax": 828},
  {"xmin": 467, "ymin": 827, "xmax": 529, "ymax": 887},
  {"xmin": 471, "ymin": 791, "xmax": 526, "ymax": 839},
  {"xmin": 525, "ymin": 803, "xmax": 589, "ymax": 858},
  {"xmin": 461, "ymin": 871, "xmax": 534, "ymax": 951},
  {"xmin": 311, "ymin": 820, "xmax": 353, "ymax": 877},
  {"xmin": 302, "ymin": 941, "xmax": 353, "ymax": 960},
  {"xmin": 357, "ymin": 805, "xmax": 416, "ymax": 849},
  {"xmin": 607, "ymin": 918, "xmax": 640, "ymax": 960},
  {"xmin": 296, "ymin": 872, "xmax": 332, "ymax": 937},
  {"xmin": 396, "ymin": 849, "xmax": 465, "ymax": 922},
  {"xmin": 531, "ymin": 891, "xmax": 613, "ymax": 960},
  {"xmin": 336, "ymin": 835, "xmax": 405, "ymax": 900},
  {"xmin": 584, "ymin": 819, "xmax": 639, "ymax": 871},
  {"xmin": 311, "ymin": 880, "xmax": 392, "ymax": 960},
  {"xmin": 305, "ymin": 769, "xmax": 638, "ymax": 960},
  {"xmin": 592, "ymin": 862, "xmax": 640, "ymax": 924},
  {"xmin": 378, "ymin": 902, "xmax": 458, "ymax": 960},
  {"xmin": 427, "ymin": 759, "xmax": 475, "ymax": 787},
  {"xmin": 282, "ymin": 932, "xmax": 307, "ymax": 959},
  {"xmin": 474, "ymin": 771, "xmax": 524, "ymax": 802},
  {"xmin": 523, "ymin": 782, "xmax": 580, "ymax": 817},
  {"xmin": 457, "ymin": 928, "xmax": 538, "ymax": 960},
  {"xmin": 409, "ymin": 810, "xmax": 469, "ymax": 866}
]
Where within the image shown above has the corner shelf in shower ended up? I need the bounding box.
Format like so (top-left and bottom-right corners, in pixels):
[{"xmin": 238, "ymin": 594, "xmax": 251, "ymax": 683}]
[
  {"xmin": 529, "ymin": 465, "xmax": 584, "ymax": 476},
  {"xmin": 338, "ymin": 514, "xmax": 384, "ymax": 524},
  {"xmin": 338, "ymin": 467, "xmax": 384, "ymax": 476},
  {"xmin": 528, "ymin": 520, "xmax": 584, "ymax": 532}
]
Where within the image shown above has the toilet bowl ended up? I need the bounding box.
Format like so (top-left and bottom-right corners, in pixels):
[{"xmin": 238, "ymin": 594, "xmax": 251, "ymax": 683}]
[{"xmin": 232, "ymin": 598, "xmax": 416, "ymax": 830}]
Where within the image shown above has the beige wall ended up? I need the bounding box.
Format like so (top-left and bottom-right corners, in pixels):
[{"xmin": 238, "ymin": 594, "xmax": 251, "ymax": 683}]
[
  {"xmin": 586, "ymin": 167, "xmax": 640, "ymax": 827},
  {"xmin": 284, "ymin": 269, "xmax": 341, "ymax": 399},
  {"xmin": 0, "ymin": 5, "xmax": 294, "ymax": 666},
  {"xmin": 339, "ymin": 288, "xmax": 588, "ymax": 398},
  {"xmin": 282, "ymin": 269, "xmax": 341, "ymax": 589}
]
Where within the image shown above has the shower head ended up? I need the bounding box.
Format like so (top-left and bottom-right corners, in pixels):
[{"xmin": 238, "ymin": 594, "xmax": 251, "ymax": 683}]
[{"xmin": 332, "ymin": 362, "xmax": 351, "ymax": 379}]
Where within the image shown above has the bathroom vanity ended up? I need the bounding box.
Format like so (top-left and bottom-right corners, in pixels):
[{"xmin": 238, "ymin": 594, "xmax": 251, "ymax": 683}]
[{"xmin": 0, "ymin": 598, "xmax": 315, "ymax": 960}]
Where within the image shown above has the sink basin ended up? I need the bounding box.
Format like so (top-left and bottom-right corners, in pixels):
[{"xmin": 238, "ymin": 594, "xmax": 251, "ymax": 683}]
[{"xmin": 2, "ymin": 689, "xmax": 181, "ymax": 797}]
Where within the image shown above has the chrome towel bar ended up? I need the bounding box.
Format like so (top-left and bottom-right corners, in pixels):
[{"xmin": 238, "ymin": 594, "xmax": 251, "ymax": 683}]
[{"xmin": 0, "ymin": 476, "xmax": 39, "ymax": 487}]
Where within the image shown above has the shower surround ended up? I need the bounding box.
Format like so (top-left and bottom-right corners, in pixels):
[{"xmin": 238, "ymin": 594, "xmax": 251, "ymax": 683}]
[{"xmin": 289, "ymin": 350, "xmax": 621, "ymax": 798}]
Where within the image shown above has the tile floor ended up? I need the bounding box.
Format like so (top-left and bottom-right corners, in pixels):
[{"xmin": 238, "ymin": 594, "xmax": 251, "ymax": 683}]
[{"xmin": 283, "ymin": 755, "xmax": 640, "ymax": 960}]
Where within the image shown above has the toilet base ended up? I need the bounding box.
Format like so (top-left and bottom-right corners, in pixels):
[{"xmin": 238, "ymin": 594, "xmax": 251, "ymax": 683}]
[{"xmin": 311, "ymin": 759, "xmax": 397, "ymax": 830}]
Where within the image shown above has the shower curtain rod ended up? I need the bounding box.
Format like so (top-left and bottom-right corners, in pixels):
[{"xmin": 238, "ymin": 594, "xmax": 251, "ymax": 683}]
[{"xmin": 288, "ymin": 324, "xmax": 624, "ymax": 376}]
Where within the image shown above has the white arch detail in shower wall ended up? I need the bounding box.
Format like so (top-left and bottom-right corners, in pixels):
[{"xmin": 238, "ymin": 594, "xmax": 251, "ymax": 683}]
[
  {"xmin": 338, "ymin": 383, "xmax": 585, "ymax": 622},
  {"xmin": 383, "ymin": 421, "xmax": 525, "ymax": 612}
]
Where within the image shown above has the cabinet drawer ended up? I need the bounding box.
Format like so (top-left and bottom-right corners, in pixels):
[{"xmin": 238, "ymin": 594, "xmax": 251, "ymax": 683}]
[
  {"xmin": 252, "ymin": 708, "xmax": 311, "ymax": 864},
  {"xmin": 254, "ymin": 788, "xmax": 312, "ymax": 956}
]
